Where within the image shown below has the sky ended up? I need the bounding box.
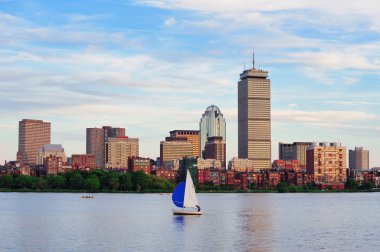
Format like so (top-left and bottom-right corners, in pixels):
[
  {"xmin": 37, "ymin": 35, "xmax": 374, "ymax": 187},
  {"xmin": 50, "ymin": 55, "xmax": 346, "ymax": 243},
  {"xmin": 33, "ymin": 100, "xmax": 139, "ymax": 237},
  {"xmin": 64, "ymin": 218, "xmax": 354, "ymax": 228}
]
[{"xmin": 1, "ymin": 0, "xmax": 380, "ymax": 167}]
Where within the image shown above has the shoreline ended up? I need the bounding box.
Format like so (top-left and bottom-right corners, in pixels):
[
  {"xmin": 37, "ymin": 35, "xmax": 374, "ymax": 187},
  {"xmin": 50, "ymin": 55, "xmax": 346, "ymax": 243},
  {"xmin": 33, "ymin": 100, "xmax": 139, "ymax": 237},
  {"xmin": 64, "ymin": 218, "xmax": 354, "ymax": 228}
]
[{"xmin": 0, "ymin": 189, "xmax": 377, "ymax": 193}]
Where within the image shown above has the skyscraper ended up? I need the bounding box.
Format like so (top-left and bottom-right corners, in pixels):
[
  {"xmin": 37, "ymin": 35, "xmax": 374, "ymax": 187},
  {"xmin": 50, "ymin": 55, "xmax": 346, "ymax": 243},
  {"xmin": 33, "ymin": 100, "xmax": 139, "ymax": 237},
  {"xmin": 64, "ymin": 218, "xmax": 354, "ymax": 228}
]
[
  {"xmin": 86, "ymin": 126, "xmax": 126, "ymax": 167},
  {"xmin": 349, "ymin": 147, "xmax": 369, "ymax": 170},
  {"xmin": 238, "ymin": 55, "xmax": 271, "ymax": 170},
  {"xmin": 199, "ymin": 105, "xmax": 226, "ymax": 157},
  {"xmin": 17, "ymin": 119, "xmax": 51, "ymax": 165}
]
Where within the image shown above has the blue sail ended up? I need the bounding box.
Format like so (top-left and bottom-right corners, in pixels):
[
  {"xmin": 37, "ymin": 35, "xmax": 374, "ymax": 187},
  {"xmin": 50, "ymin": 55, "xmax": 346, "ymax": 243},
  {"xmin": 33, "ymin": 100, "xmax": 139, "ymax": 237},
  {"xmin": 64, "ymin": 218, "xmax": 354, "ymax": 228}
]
[{"xmin": 172, "ymin": 181, "xmax": 186, "ymax": 208}]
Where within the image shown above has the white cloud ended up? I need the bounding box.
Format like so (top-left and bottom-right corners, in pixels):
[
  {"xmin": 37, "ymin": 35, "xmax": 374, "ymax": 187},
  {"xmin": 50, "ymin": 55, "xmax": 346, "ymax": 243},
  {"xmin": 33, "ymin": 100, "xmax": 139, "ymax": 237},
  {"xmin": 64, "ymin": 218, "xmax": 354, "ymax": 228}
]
[{"xmin": 163, "ymin": 17, "xmax": 177, "ymax": 26}]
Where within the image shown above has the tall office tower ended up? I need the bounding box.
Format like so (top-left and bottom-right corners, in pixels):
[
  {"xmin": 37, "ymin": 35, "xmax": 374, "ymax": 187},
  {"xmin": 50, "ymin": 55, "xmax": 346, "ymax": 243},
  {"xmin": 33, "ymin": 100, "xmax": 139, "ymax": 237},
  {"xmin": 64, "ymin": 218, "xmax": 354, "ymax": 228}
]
[
  {"xmin": 279, "ymin": 142, "xmax": 294, "ymax": 161},
  {"xmin": 105, "ymin": 137, "xmax": 139, "ymax": 168},
  {"xmin": 86, "ymin": 126, "xmax": 126, "ymax": 167},
  {"xmin": 306, "ymin": 142, "xmax": 347, "ymax": 184},
  {"xmin": 238, "ymin": 55, "xmax": 271, "ymax": 170},
  {"xmin": 160, "ymin": 137, "xmax": 193, "ymax": 165},
  {"xmin": 292, "ymin": 142, "xmax": 313, "ymax": 168},
  {"xmin": 37, "ymin": 144, "xmax": 67, "ymax": 165},
  {"xmin": 17, "ymin": 119, "xmax": 51, "ymax": 165},
  {"xmin": 170, "ymin": 130, "xmax": 200, "ymax": 158},
  {"xmin": 204, "ymin": 136, "xmax": 226, "ymax": 168},
  {"xmin": 199, "ymin": 105, "xmax": 226, "ymax": 157},
  {"xmin": 349, "ymin": 147, "xmax": 369, "ymax": 170}
]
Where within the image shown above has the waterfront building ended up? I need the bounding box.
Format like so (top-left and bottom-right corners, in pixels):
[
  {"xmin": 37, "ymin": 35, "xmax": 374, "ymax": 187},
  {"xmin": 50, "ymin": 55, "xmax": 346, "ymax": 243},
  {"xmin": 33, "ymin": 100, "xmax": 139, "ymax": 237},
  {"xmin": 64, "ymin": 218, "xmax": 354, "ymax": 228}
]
[
  {"xmin": 17, "ymin": 119, "xmax": 51, "ymax": 165},
  {"xmin": 279, "ymin": 142, "xmax": 294, "ymax": 161},
  {"xmin": 199, "ymin": 105, "xmax": 226, "ymax": 157},
  {"xmin": 37, "ymin": 144, "xmax": 67, "ymax": 165},
  {"xmin": 105, "ymin": 137, "xmax": 139, "ymax": 168},
  {"xmin": 292, "ymin": 142, "xmax": 313, "ymax": 168},
  {"xmin": 238, "ymin": 57, "xmax": 271, "ymax": 170},
  {"xmin": 170, "ymin": 130, "xmax": 200, "ymax": 158},
  {"xmin": 153, "ymin": 168, "xmax": 176, "ymax": 181},
  {"xmin": 306, "ymin": 142, "xmax": 347, "ymax": 185},
  {"xmin": 43, "ymin": 155, "xmax": 63, "ymax": 175},
  {"xmin": 160, "ymin": 137, "xmax": 193, "ymax": 164},
  {"xmin": 197, "ymin": 158, "xmax": 222, "ymax": 170},
  {"xmin": 71, "ymin": 154, "xmax": 96, "ymax": 170},
  {"xmin": 204, "ymin": 136, "xmax": 226, "ymax": 168},
  {"xmin": 349, "ymin": 147, "xmax": 369, "ymax": 170},
  {"xmin": 228, "ymin": 157, "xmax": 256, "ymax": 172},
  {"xmin": 272, "ymin": 160, "xmax": 301, "ymax": 172},
  {"xmin": 86, "ymin": 126, "xmax": 126, "ymax": 167},
  {"xmin": 128, "ymin": 157, "xmax": 151, "ymax": 174}
]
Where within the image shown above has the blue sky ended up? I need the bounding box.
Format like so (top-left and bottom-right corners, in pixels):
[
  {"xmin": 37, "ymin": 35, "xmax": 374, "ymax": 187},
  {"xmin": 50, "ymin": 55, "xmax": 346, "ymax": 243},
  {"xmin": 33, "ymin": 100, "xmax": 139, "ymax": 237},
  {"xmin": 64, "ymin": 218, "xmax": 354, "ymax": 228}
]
[{"xmin": 1, "ymin": 0, "xmax": 380, "ymax": 167}]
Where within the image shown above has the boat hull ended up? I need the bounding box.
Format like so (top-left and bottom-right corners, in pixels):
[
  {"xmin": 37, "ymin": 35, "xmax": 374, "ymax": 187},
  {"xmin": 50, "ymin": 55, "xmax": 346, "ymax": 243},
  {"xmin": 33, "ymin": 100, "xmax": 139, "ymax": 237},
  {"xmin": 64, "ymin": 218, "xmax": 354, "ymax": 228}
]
[{"xmin": 172, "ymin": 209, "xmax": 203, "ymax": 215}]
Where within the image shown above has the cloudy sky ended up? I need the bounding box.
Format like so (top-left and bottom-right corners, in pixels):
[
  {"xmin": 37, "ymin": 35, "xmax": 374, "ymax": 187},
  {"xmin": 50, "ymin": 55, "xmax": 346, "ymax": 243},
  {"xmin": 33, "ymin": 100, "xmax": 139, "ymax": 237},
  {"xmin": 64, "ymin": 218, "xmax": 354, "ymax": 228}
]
[{"xmin": 1, "ymin": 0, "xmax": 380, "ymax": 167}]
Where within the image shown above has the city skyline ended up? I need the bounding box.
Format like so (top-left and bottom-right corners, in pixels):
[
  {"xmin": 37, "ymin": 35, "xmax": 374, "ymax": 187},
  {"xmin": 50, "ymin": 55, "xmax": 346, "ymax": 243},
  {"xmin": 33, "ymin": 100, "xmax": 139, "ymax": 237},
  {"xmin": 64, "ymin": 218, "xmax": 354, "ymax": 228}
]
[{"xmin": 1, "ymin": 1, "xmax": 380, "ymax": 167}]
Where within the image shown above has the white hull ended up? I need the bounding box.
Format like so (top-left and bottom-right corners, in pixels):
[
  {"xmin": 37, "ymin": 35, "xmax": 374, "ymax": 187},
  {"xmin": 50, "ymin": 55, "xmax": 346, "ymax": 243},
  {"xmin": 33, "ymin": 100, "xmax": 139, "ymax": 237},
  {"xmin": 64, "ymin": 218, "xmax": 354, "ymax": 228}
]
[{"xmin": 172, "ymin": 209, "xmax": 203, "ymax": 215}]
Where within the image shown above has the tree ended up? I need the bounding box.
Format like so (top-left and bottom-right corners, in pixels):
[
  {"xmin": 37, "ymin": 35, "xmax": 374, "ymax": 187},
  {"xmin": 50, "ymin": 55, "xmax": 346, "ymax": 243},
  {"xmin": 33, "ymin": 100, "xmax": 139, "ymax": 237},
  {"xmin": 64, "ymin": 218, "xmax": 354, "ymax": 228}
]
[
  {"xmin": 360, "ymin": 181, "xmax": 375, "ymax": 191},
  {"xmin": 108, "ymin": 173, "xmax": 120, "ymax": 191},
  {"xmin": 276, "ymin": 182, "xmax": 289, "ymax": 193},
  {"xmin": 132, "ymin": 171, "xmax": 151, "ymax": 191},
  {"xmin": 47, "ymin": 175, "xmax": 67, "ymax": 189},
  {"xmin": 13, "ymin": 175, "xmax": 33, "ymax": 189},
  {"xmin": 67, "ymin": 173, "xmax": 84, "ymax": 189},
  {"xmin": 249, "ymin": 182, "xmax": 256, "ymax": 190},
  {"xmin": 345, "ymin": 179, "xmax": 359, "ymax": 191},
  {"xmin": 32, "ymin": 177, "xmax": 48, "ymax": 191},
  {"xmin": 0, "ymin": 174, "xmax": 13, "ymax": 188},
  {"xmin": 84, "ymin": 175, "xmax": 100, "ymax": 192},
  {"xmin": 119, "ymin": 173, "xmax": 133, "ymax": 191}
]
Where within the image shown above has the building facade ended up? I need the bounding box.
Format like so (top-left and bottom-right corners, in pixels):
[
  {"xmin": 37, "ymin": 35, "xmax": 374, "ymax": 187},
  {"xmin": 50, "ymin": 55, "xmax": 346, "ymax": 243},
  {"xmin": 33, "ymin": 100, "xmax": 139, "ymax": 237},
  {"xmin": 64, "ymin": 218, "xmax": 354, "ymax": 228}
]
[
  {"xmin": 349, "ymin": 147, "xmax": 369, "ymax": 170},
  {"xmin": 293, "ymin": 142, "xmax": 313, "ymax": 168},
  {"xmin": 279, "ymin": 142, "xmax": 294, "ymax": 161},
  {"xmin": 199, "ymin": 105, "xmax": 226, "ymax": 157},
  {"xmin": 228, "ymin": 157, "xmax": 256, "ymax": 172},
  {"xmin": 160, "ymin": 137, "xmax": 193, "ymax": 165},
  {"xmin": 128, "ymin": 157, "xmax": 151, "ymax": 174},
  {"xmin": 170, "ymin": 130, "xmax": 200, "ymax": 158},
  {"xmin": 43, "ymin": 155, "xmax": 63, "ymax": 175},
  {"xmin": 105, "ymin": 137, "xmax": 139, "ymax": 168},
  {"xmin": 71, "ymin": 154, "xmax": 96, "ymax": 170},
  {"xmin": 37, "ymin": 144, "xmax": 67, "ymax": 165},
  {"xmin": 306, "ymin": 142, "xmax": 347, "ymax": 185},
  {"xmin": 238, "ymin": 64, "xmax": 271, "ymax": 170},
  {"xmin": 17, "ymin": 119, "xmax": 51, "ymax": 165},
  {"xmin": 86, "ymin": 126, "xmax": 126, "ymax": 167},
  {"xmin": 203, "ymin": 136, "xmax": 226, "ymax": 168}
]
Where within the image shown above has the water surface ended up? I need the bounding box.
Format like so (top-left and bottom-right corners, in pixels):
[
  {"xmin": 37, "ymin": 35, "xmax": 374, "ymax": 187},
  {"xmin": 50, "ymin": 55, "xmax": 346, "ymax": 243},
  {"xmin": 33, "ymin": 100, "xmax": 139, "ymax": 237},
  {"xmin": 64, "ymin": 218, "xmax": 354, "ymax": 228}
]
[{"xmin": 0, "ymin": 193, "xmax": 379, "ymax": 251}]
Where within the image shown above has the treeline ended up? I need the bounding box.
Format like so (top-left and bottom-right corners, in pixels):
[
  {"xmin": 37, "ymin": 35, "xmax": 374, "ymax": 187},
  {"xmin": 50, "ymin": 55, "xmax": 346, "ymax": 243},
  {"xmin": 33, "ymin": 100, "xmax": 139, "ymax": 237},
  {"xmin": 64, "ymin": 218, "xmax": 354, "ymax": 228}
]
[{"xmin": 0, "ymin": 170, "xmax": 176, "ymax": 192}]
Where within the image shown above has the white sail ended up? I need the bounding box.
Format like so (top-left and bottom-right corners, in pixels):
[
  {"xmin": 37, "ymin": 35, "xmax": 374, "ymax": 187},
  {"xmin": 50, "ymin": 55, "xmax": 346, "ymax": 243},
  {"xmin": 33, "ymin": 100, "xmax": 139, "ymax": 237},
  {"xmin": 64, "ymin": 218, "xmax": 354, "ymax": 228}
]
[{"xmin": 183, "ymin": 170, "xmax": 199, "ymax": 208}]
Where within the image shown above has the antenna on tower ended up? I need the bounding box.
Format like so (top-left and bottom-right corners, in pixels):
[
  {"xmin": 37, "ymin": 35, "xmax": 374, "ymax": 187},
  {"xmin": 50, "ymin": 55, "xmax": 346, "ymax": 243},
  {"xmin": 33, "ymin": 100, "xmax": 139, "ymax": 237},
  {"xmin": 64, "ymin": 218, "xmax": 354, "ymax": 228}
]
[{"xmin": 252, "ymin": 46, "xmax": 255, "ymax": 69}]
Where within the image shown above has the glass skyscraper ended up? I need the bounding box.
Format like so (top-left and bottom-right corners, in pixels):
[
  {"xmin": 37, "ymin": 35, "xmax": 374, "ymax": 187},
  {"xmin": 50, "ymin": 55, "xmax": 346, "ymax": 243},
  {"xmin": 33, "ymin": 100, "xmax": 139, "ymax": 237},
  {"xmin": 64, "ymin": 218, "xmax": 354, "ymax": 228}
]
[{"xmin": 199, "ymin": 105, "xmax": 226, "ymax": 157}]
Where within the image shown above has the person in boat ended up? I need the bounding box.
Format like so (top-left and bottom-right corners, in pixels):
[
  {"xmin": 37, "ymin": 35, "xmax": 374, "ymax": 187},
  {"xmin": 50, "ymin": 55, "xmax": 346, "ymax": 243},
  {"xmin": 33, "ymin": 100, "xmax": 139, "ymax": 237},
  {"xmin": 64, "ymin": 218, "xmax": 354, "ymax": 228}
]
[{"xmin": 196, "ymin": 205, "xmax": 201, "ymax": 212}]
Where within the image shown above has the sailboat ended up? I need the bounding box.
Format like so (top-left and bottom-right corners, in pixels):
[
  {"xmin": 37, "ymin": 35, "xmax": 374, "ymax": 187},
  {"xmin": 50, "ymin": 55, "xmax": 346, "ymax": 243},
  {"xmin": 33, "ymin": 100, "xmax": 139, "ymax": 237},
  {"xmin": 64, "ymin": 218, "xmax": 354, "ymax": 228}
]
[{"xmin": 172, "ymin": 170, "xmax": 202, "ymax": 215}]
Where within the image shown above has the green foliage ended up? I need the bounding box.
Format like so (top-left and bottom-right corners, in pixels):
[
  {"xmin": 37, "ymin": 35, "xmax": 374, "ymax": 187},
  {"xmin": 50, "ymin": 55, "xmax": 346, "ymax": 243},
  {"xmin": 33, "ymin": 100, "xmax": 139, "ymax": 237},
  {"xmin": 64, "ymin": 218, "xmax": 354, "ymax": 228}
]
[
  {"xmin": 0, "ymin": 174, "xmax": 13, "ymax": 188},
  {"xmin": 107, "ymin": 173, "xmax": 120, "ymax": 191},
  {"xmin": 84, "ymin": 175, "xmax": 100, "ymax": 192},
  {"xmin": 13, "ymin": 175, "xmax": 33, "ymax": 189},
  {"xmin": 47, "ymin": 175, "xmax": 67, "ymax": 189},
  {"xmin": 345, "ymin": 179, "xmax": 359, "ymax": 191},
  {"xmin": 359, "ymin": 181, "xmax": 375, "ymax": 191},
  {"xmin": 276, "ymin": 182, "xmax": 289, "ymax": 193},
  {"xmin": 119, "ymin": 173, "xmax": 133, "ymax": 191},
  {"xmin": 132, "ymin": 171, "xmax": 151, "ymax": 191},
  {"xmin": 249, "ymin": 182, "xmax": 256, "ymax": 190},
  {"xmin": 32, "ymin": 177, "xmax": 48, "ymax": 190},
  {"xmin": 67, "ymin": 173, "xmax": 85, "ymax": 189}
]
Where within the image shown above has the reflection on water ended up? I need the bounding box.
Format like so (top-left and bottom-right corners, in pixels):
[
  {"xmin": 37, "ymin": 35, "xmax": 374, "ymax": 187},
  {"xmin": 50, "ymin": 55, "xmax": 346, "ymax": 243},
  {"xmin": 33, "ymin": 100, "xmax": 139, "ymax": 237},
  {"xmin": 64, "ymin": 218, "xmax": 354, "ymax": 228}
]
[{"xmin": 0, "ymin": 193, "xmax": 379, "ymax": 251}]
